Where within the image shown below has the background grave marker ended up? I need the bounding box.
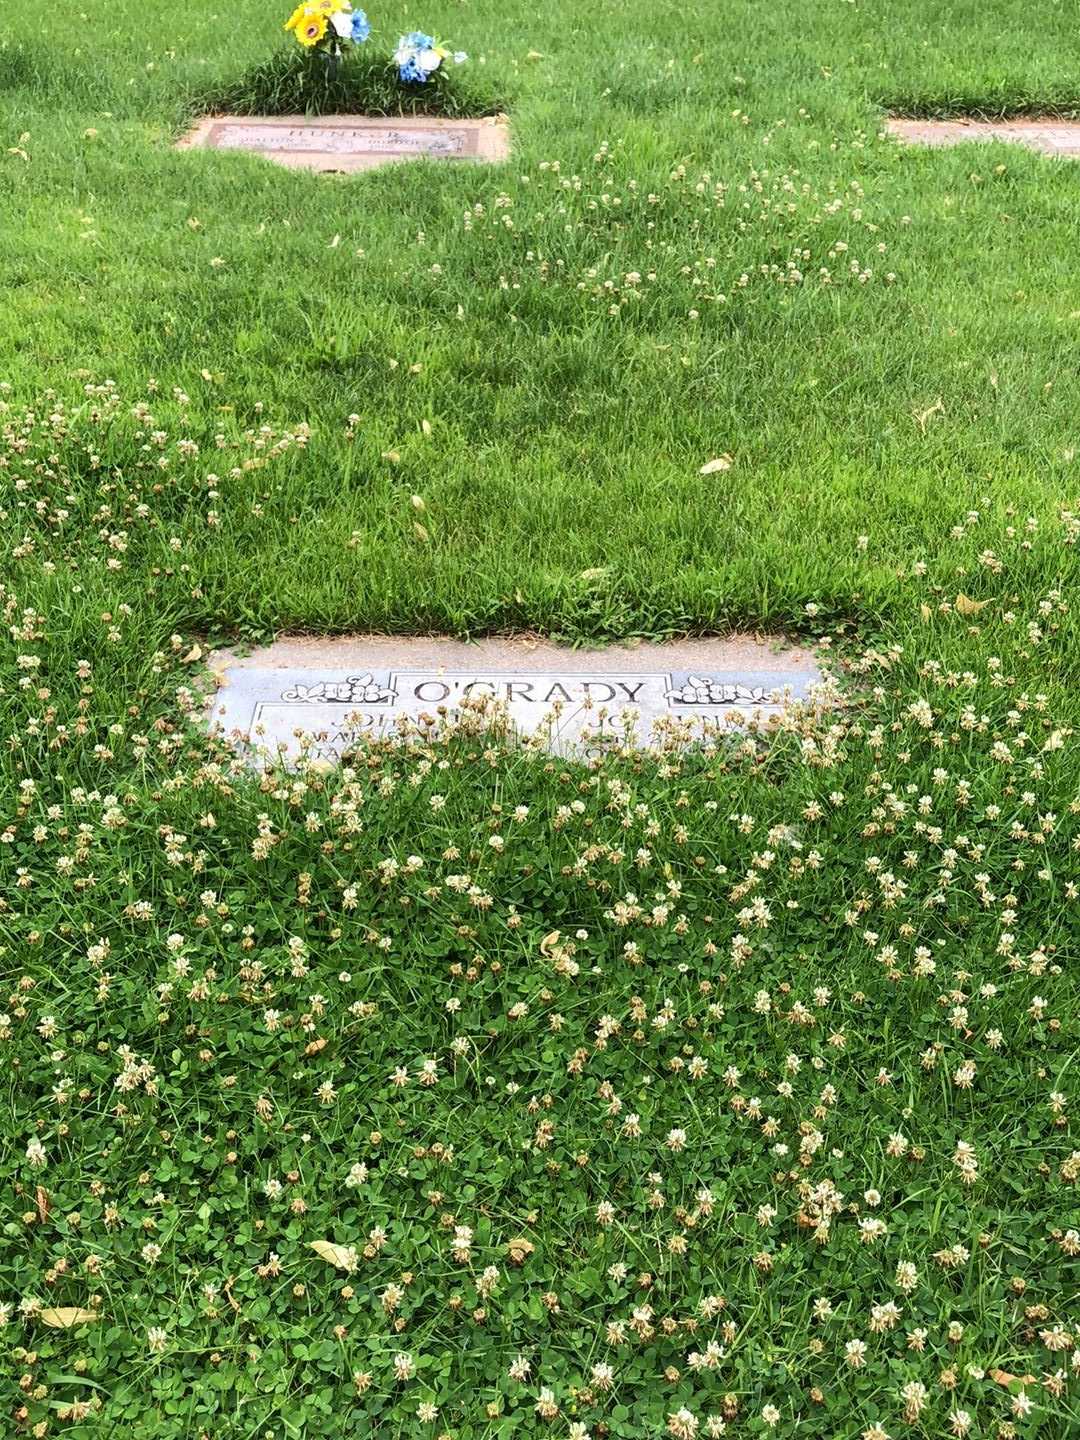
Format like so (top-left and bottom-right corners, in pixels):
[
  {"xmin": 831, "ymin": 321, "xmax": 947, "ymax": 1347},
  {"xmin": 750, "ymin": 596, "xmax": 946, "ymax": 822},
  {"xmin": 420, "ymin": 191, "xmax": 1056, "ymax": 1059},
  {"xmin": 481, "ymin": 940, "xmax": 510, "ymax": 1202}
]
[
  {"xmin": 887, "ymin": 117, "xmax": 1080, "ymax": 156},
  {"xmin": 178, "ymin": 114, "xmax": 509, "ymax": 171}
]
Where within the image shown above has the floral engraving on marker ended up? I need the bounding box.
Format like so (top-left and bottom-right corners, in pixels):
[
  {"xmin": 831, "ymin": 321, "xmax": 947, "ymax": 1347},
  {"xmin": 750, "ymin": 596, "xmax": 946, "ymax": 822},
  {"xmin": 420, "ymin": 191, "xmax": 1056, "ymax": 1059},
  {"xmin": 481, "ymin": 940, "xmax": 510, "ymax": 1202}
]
[
  {"xmin": 279, "ymin": 673, "xmax": 397, "ymax": 704},
  {"xmin": 664, "ymin": 675, "xmax": 769, "ymax": 706}
]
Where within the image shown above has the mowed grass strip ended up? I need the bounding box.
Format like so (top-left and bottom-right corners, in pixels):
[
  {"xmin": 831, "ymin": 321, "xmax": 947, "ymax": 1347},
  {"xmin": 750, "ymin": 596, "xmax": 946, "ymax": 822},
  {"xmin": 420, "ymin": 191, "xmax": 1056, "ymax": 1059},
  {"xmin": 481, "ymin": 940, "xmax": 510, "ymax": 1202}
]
[{"xmin": 2, "ymin": 0, "xmax": 1080, "ymax": 637}]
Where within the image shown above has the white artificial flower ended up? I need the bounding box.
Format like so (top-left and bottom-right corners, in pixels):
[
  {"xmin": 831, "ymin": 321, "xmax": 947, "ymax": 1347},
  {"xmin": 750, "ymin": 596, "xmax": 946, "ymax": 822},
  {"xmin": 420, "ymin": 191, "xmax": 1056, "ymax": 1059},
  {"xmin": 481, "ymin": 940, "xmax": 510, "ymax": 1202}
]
[
  {"xmin": 330, "ymin": 10, "xmax": 353, "ymax": 37},
  {"xmin": 418, "ymin": 48, "xmax": 443, "ymax": 72},
  {"xmin": 453, "ymin": 51, "xmax": 468, "ymax": 63},
  {"xmin": 393, "ymin": 44, "xmax": 411, "ymax": 64}
]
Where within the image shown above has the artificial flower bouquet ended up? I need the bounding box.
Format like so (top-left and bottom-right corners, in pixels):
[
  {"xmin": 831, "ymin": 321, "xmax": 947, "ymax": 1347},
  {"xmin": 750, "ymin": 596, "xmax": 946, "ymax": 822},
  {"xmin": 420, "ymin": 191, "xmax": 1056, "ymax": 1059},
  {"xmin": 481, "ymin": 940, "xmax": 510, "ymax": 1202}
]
[
  {"xmin": 285, "ymin": 0, "xmax": 370, "ymax": 53},
  {"xmin": 392, "ymin": 32, "xmax": 467, "ymax": 85},
  {"xmin": 283, "ymin": 1, "xmax": 466, "ymax": 85}
]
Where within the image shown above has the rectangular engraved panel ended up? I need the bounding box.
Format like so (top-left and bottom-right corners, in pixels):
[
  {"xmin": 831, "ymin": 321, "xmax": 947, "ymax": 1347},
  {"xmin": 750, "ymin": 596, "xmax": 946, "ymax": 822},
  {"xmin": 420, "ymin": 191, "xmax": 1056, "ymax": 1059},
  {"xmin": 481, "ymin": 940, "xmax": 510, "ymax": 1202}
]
[
  {"xmin": 178, "ymin": 115, "xmax": 509, "ymax": 171},
  {"xmin": 210, "ymin": 124, "xmax": 466, "ymax": 155},
  {"xmin": 210, "ymin": 663, "xmax": 822, "ymax": 762}
]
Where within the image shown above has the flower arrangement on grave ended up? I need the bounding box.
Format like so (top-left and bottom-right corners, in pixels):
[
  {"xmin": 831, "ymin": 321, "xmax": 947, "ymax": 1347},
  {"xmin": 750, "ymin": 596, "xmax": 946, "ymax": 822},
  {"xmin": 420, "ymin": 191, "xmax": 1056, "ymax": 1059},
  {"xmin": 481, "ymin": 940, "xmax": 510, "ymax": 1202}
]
[
  {"xmin": 392, "ymin": 31, "xmax": 468, "ymax": 85},
  {"xmin": 284, "ymin": 0, "xmax": 369, "ymax": 79},
  {"xmin": 283, "ymin": 3, "xmax": 467, "ymax": 86}
]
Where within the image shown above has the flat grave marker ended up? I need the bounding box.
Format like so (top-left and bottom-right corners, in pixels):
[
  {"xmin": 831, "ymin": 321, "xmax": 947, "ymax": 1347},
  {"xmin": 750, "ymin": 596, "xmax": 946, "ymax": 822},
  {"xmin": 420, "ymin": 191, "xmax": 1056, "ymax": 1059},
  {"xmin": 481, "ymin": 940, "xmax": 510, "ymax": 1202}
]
[
  {"xmin": 887, "ymin": 117, "xmax": 1080, "ymax": 157},
  {"xmin": 208, "ymin": 636, "xmax": 826, "ymax": 762},
  {"xmin": 178, "ymin": 114, "xmax": 509, "ymax": 172}
]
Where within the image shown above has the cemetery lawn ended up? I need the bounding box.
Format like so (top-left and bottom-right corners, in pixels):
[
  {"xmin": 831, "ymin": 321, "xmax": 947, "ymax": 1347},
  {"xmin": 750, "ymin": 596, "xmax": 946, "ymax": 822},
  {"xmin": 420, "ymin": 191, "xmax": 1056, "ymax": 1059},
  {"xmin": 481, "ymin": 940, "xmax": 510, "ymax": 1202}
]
[
  {"xmin": 1, "ymin": 1, "xmax": 1079, "ymax": 1438},
  {"xmin": 3, "ymin": 0, "xmax": 1080, "ymax": 637}
]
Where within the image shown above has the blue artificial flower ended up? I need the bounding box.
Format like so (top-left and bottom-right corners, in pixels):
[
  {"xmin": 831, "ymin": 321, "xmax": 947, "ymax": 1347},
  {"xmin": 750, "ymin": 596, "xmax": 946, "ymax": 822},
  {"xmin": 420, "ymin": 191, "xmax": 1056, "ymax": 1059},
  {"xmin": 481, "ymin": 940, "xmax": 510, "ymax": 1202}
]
[
  {"xmin": 394, "ymin": 31, "xmax": 440, "ymax": 83},
  {"xmin": 350, "ymin": 8, "xmax": 370, "ymax": 42}
]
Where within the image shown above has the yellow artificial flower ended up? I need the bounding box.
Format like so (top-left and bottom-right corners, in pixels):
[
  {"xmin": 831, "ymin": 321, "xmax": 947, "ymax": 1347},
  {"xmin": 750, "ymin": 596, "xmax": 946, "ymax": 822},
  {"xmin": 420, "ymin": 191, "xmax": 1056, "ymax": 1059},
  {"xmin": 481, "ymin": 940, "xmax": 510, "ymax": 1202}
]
[
  {"xmin": 295, "ymin": 11, "xmax": 329, "ymax": 45},
  {"xmin": 283, "ymin": 4, "xmax": 308, "ymax": 31},
  {"xmin": 309, "ymin": 0, "xmax": 349, "ymax": 14}
]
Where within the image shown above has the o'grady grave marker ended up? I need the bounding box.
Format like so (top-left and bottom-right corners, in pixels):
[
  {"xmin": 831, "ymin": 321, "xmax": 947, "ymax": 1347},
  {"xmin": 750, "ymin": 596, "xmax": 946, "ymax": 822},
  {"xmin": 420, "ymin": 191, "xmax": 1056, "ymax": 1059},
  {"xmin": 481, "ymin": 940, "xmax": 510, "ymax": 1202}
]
[
  {"xmin": 208, "ymin": 636, "xmax": 824, "ymax": 762},
  {"xmin": 178, "ymin": 115, "xmax": 509, "ymax": 173}
]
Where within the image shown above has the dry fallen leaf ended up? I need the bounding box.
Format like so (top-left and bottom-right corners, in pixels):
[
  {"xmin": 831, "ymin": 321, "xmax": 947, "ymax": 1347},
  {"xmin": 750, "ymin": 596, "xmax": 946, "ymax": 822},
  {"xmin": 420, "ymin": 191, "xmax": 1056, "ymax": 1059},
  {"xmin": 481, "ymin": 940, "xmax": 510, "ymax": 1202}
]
[
  {"xmin": 308, "ymin": 1240, "xmax": 358, "ymax": 1272},
  {"xmin": 539, "ymin": 930, "xmax": 561, "ymax": 957},
  {"xmin": 955, "ymin": 593, "xmax": 989, "ymax": 617},
  {"xmin": 699, "ymin": 454, "xmax": 733, "ymax": 474},
  {"xmin": 913, "ymin": 398, "xmax": 944, "ymax": 433},
  {"xmin": 181, "ymin": 644, "xmax": 202, "ymax": 664},
  {"xmin": 39, "ymin": 1307, "xmax": 99, "ymax": 1329},
  {"xmin": 990, "ymin": 1368, "xmax": 1036, "ymax": 1388},
  {"xmin": 35, "ymin": 1186, "xmax": 49, "ymax": 1223},
  {"xmin": 919, "ymin": 603, "xmax": 933, "ymax": 624},
  {"xmin": 506, "ymin": 1237, "xmax": 535, "ymax": 1264},
  {"xmin": 578, "ymin": 567, "xmax": 609, "ymax": 582},
  {"xmin": 412, "ymin": 523, "xmax": 430, "ymax": 543}
]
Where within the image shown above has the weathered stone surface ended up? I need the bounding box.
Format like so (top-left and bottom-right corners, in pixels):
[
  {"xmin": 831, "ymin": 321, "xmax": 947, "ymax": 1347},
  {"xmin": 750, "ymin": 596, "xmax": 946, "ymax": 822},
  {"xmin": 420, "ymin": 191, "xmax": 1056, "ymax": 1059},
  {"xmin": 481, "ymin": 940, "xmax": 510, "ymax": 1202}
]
[
  {"xmin": 207, "ymin": 635, "xmax": 825, "ymax": 762},
  {"xmin": 887, "ymin": 117, "xmax": 1080, "ymax": 156},
  {"xmin": 178, "ymin": 114, "xmax": 509, "ymax": 172}
]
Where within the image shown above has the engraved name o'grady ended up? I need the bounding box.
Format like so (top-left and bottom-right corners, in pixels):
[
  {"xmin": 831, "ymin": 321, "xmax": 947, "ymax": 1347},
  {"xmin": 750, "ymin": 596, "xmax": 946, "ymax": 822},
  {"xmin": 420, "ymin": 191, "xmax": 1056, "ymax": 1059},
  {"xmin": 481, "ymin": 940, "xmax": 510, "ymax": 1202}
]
[
  {"xmin": 278, "ymin": 675, "xmax": 651, "ymax": 706},
  {"xmin": 406, "ymin": 679, "xmax": 647, "ymax": 704}
]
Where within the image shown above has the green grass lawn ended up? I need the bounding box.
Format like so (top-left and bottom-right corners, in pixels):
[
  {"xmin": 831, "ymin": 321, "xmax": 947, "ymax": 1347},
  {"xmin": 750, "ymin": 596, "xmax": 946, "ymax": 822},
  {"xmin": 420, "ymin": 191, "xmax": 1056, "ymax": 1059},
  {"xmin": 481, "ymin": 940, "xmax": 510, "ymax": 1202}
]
[
  {"xmin": 1, "ymin": 1, "xmax": 1079, "ymax": 1436},
  {"xmin": 3, "ymin": 0, "xmax": 1080, "ymax": 637}
]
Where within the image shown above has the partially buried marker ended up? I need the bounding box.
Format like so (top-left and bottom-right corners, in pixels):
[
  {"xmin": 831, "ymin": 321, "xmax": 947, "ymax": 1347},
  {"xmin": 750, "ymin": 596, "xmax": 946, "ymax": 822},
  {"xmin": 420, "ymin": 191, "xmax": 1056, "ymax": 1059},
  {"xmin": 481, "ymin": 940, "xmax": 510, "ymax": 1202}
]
[
  {"xmin": 887, "ymin": 117, "xmax": 1080, "ymax": 157},
  {"xmin": 207, "ymin": 636, "xmax": 826, "ymax": 762}
]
